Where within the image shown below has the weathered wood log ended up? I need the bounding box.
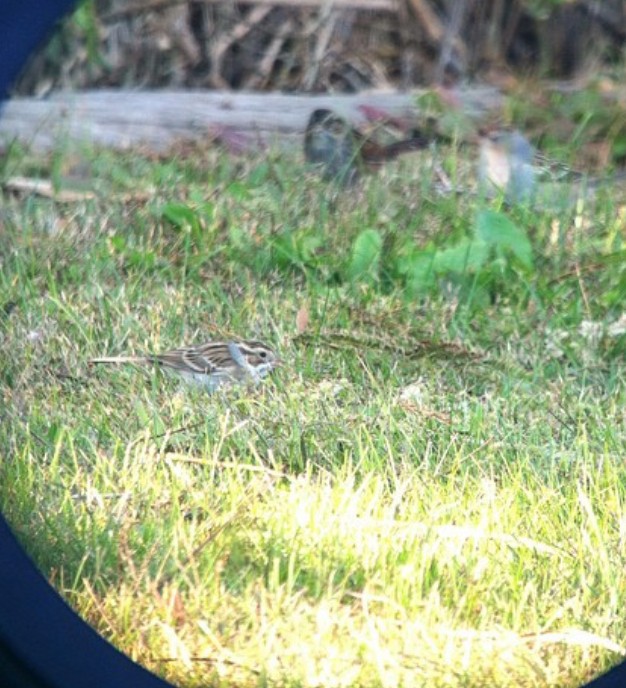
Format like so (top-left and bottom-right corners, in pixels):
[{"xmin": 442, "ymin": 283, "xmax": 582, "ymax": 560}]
[{"xmin": 0, "ymin": 88, "xmax": 502, "ymax": 152}]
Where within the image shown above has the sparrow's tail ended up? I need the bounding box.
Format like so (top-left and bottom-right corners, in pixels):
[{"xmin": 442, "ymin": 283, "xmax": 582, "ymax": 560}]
[
  {"xmin": 383, "ymin": 135, "xmax": 429, "ymax": 157},
  {"xmin": 586, "ymin": 168, "xmax": 626, "ymax": 190},
  {"xmin": 90, "ymin": 356, "xmax": 149, "ymax": 365}
]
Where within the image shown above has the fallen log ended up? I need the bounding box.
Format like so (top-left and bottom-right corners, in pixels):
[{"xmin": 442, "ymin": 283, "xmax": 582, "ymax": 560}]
[{"xmin": 0, "ymin": 88, "xmax": 502, "ymax": 152}]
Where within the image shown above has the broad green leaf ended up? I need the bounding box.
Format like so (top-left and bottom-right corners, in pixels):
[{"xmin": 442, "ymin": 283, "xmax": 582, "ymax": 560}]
[
  {"xmin": 403, "ymin": 252, "xmax": 437, "ymax": 295},
  {"xmin": 433, "ymin": 237, "xmax": 490, "ymax": 274},
  {"xmin": 248, "ymin": 163, "xmax": 271, "ymax": 186},
  {"xmin": 475, "ymin": 210, "xmax": 534, "ymax": 269},
  {"xmin": 225, "ymin": 181, "xmax": 251, "ymax": 200},
  {"xmin": 347, "ymin": 229, "xmax": 383, "ymax": 282},
  {"xmin": 272, "ymin": 232, "xmax": 323, "ymax": 270},
  {"xmin": 160, "ymin": 203, "xmax": 201, "ymax": 232}
]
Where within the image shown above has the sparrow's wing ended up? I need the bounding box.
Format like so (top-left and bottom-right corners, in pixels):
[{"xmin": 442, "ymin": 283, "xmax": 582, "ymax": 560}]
[
  {"xmin": 226, "ymin": 341, "xmax": 248, "ymax": 368},
  {"xmin": 154, "ymin": 344, "xmax": 224, "ymax": 374},
  {"xmin": 533, "ymin": 152, "xmax": 585, "ymax": 183}
]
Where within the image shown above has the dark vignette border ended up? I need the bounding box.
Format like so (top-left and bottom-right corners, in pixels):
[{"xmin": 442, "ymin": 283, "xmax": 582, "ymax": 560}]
[
  {"xmin": 0, "ymin": 515, "xmax": 173, "ymax": 687},
  {"xmin": 0, "ymin": 2, "xmax": 623, "ymax": 686}
]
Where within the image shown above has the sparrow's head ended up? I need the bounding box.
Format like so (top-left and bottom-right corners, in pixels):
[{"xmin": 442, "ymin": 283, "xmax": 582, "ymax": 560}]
[
  {"xmin": 304, "ymin": 108, "xmax": 360, "ymax": 185},
  {"xmin": 237, "ymin": 340, "xmax": 280, "ymax": 377},
  {"xmin": 306, "ymin": 109, "xmax": 350, "ymax": 137},
  {"xmin": 481, "ymin": 129, "xmax": 534, "ymax": 162},
  {"xmin": 478, "ymin": 129, "xmax": 536, "ymax": 202},
  {"xmin": 307, "ymin": 108, "xmax": 336, "ymax": 127}
]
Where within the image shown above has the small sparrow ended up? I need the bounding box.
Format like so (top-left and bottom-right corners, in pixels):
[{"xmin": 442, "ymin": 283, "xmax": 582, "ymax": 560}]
[
  {"xmin": 91, "ymin": 339, "xmax": 279, "ymax": 391},
  {"xmin": 478, "ymin": 129, "xmax": 536, "ymax": 203},
  {"xmin": 478, "ymin": 129, "xmax": 626, "ymax": 209},
  {"xmin": 304, "ymin": 108, "xmax": 429, "ymax": 185}
]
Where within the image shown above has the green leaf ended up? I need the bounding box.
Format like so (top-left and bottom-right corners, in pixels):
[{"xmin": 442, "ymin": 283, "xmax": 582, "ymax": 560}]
[
  {"xmin": 127, "ymin": 249, "xmax": 156, "ymax": 269},
  {"xmin": 109, "ymin": 234, "xmax": 126, "ymax": 252},
  {"xmin": 160, "ymin": 203, "xmax": 201, "ymax": 232},
  {"xmin": 272, "ymin": 232, "xmax": 324, "ymax": 271},
  {"xmin": 248, "ymin": 163, "xmax": 271, "ymax": 186},
  {"xmin": 433, "ymin": 237, "xmax": 490, "ymax": 274},
  {"xmin": 403, "ymin": 251, "xmax": 437, "ymax": 295},
  {"xmin": 225, "ymin": 181, "xmax": 251, "ymax": 200},
  {"xmin": 347, "ymin": 230, "xmax": 383, "ymax": 282},
  {"xmin": 475, "ymin": 210, "xmax": 534, "ymax": 270},
  {"xmin": 612, "ymin": 132, "xmax": 626, "ymax": 159}
]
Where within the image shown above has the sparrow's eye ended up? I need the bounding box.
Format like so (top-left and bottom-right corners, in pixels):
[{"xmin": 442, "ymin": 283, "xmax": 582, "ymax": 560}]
[{"xmin": 258, "ymin": 350, "xmax": 267, "ymax": 359}]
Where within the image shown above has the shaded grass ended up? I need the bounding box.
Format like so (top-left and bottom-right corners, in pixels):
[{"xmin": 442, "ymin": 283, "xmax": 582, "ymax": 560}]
[{"xmin": 1, "ymin": 137, "xmax": 626, "ymax": 687}]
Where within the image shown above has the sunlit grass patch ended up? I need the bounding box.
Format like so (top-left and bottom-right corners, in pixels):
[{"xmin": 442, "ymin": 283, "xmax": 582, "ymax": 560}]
[{"xmin": 1, "ymin": 137, "xmax": 626, "ymax": 687}]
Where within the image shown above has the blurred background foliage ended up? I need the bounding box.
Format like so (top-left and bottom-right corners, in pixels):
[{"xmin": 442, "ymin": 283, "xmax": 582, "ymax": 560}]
[{"xmin": 14, "ymin": 0, "xmax": 626, "ymax": 95}]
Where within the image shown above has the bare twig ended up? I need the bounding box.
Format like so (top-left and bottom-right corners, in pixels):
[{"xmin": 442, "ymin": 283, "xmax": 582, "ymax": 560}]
[
  {"xmin": 2, "ymin": 176, "xmax": 96, "ymax": 202},
  {"xmin": 434, "ymin": 0, "xmax": 471, "ymax": 83}
]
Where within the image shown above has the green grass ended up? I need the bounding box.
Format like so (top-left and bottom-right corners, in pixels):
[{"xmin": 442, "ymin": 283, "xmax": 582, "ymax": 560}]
[{"xmin": 1, "ymin": 134, "xmax": 626, "ymax": 687}]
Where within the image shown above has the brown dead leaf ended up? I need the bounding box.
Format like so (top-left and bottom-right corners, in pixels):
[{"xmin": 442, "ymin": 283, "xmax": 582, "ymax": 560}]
[{"xmin": 296, "ymin": 305, "xmax": 309, "ymax": 334}]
